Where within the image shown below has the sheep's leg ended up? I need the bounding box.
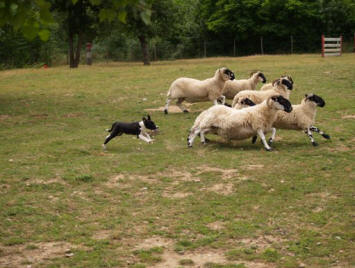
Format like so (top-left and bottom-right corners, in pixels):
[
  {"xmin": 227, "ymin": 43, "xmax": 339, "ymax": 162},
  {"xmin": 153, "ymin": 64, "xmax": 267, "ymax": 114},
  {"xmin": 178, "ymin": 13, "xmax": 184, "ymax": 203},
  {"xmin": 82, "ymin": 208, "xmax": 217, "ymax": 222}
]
[
  {"xmin": 198, "ymin": 133, "xmax": 210, "ymax": 143},
  {"xmin": 176, "ymin": 98, "xmax": 189, "ymax": 113},
  {"xmin": 310, "ymin": 126, "xmax": 330, "ymax": 139},
  {"xmin": 268, "ymin": 128, "xmax": 277, "ymax": 144},
  {"xmin": 305, "ymin": 128, "xmax": 318, "ymax": 146},
  {"xmin": 251, "ymin": 136, "xmax": 257, "ymax": 144},
  {"xmin": 164, "ymin": 98, "xmax": 172, "ymax": 114},
  {"xmin": 257, "ymin": 129, "xmax": 272, "ymax": 151},
  {"xmin": 215, "ymin": 95, "xmax": 226, "ymax": 105},
  {"xmin": 200, "ymin": 130, "xmax": 208, "ymax": 144}
]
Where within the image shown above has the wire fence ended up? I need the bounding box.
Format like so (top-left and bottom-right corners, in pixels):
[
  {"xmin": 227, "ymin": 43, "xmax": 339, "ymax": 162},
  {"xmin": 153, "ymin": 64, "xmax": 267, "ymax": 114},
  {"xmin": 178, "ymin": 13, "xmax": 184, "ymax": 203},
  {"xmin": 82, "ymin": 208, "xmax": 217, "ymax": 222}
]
[{"xmin": 92, "ymin": 34, "xmax": 355, "ymax": 63}]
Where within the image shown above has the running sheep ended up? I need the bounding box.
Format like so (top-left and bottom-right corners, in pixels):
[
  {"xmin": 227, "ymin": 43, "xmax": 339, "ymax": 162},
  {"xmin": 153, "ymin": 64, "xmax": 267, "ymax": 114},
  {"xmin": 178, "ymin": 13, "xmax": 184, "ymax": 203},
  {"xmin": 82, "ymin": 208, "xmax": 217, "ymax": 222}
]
[
  {"xmin": 222, "ymin": 71, "xmax": 267, "ymax": 99},
  {"xmin": 187, "ymin": 95, "xmax": 292, "ymax": 151},
  {"xmin": 164, "ymin": 67, "xmax": 235, "ymax": 114},
  {"xmin": 260, "ymin": 75, "xmax": 293, "ymax": 91},
  {"xmin": 231, "ymin": 77, "xmax": 293, "ymax": 108},
  {"xmin": 269, "ymin": 93, "xmax": 330, "ymax": 146}
]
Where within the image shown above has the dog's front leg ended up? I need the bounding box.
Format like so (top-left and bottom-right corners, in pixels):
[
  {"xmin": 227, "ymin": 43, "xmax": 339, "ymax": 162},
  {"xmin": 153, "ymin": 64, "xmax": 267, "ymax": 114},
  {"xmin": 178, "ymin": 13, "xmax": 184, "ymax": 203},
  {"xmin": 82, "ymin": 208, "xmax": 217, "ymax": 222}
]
[
  {"xmin": 142, "ymin": 130, "xmax": 154, "ymax": 142},
  {"xmin": 139, "ymin": 133, "xmax": 152, "ymax": 143}
]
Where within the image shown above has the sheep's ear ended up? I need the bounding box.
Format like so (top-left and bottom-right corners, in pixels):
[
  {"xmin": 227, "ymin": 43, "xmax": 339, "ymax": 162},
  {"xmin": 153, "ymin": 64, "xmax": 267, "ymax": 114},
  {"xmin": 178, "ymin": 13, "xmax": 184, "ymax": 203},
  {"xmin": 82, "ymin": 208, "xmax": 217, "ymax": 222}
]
[{"xmin": 305, "ymin": 94, "xmax": 308, "ymax": 98}]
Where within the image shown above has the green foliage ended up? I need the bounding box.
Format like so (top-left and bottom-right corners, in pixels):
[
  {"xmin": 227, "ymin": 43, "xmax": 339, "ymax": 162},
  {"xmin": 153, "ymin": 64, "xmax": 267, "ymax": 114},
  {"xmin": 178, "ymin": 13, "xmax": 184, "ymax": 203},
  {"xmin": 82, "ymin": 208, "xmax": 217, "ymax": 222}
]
[{"xmin": 0, "ymin": 0, "xmax": 54, "ymax": 41}]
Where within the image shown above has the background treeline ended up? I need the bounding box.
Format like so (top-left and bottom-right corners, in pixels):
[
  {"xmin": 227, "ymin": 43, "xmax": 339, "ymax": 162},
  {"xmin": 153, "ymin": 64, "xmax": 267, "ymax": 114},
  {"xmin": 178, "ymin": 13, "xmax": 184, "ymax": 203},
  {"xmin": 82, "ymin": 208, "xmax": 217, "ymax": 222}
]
[{"xmin": 0, "ymin": 0, "xmax": 354, "ymax": 69}]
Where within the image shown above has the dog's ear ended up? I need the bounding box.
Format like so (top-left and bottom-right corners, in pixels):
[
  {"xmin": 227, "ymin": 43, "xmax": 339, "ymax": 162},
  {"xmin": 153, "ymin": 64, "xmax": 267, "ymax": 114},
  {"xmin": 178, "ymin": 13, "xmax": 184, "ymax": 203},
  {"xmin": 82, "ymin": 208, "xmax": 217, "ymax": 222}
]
[
  {"xmin": 142, "ymin": 117, "xmax": 146, "ymax": 121},
  {"xmin": 147, "ymin": 114, "xmax": 151, "ymax": 120}
]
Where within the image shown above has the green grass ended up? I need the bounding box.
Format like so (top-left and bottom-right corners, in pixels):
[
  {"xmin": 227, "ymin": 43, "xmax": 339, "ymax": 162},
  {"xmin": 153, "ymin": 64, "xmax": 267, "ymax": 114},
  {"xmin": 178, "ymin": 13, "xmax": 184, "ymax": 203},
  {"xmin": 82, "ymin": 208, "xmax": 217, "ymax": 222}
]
[{"xmin": 0, "ymin": 54, "xmax": 354, "ymax": 268}]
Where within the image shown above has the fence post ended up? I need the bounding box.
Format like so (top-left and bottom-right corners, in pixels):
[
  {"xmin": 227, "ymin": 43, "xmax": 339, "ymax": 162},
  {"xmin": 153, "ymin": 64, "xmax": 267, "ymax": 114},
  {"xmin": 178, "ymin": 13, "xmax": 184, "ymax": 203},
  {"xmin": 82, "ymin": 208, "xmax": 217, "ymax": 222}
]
[
  {"xmin": 204, "ymin": 40, "xmax": 207, "ymax": 58},
  {"xmin": 321, "ymin": 34, "xmax": 325, "ymax": 57},
  {"xmin": 233, "ymin": 39, "xmax": 236, "ymax": 57},
  {"xmin": 260, "ymin": 36, "xmax": 264, "ymax": 55},
  {"xmin": 86, "ymin": 42, "xmax": 92, "ymax": 65},
  {"xmin": 340, "ymin": 35, "xmax": 342, "ymax": 56},
  {"xmin": 353, "ymin": 32, "xmax": 355, "ymax": 52},
  {"xmin": 290, "ymin": 35, "xmax": 293, "ymax": 54}
]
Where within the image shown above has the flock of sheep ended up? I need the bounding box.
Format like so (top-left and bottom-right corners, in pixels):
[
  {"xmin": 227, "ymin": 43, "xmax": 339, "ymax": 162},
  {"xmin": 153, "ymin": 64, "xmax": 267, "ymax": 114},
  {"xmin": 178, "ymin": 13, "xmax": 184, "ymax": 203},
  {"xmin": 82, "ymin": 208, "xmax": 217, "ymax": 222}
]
[{"xmin": 164, "ymin": 68, "xmax": 330, "ymax": 151}]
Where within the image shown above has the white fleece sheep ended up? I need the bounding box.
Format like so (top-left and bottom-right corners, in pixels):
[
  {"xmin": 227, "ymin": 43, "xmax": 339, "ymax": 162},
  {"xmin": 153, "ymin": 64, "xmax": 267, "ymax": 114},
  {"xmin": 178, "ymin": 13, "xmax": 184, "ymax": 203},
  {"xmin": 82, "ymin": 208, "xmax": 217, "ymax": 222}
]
[
  {"xmin": 270, "ymin": 93, "xmax": 330, "ymax": 146},
  {"xmin": 222, "ymin": 71, "xmax": 267, "ymax": 99},
  {"xmin": 187, "ymin": 95, "xmax": 292, "ymax": 151},
  {"xmin": 260, "ymin": 75, "xmax": 293, "ymax": 91},
  {"xmin": 233, "ymin": 97, "xmax": 256, "ymax": 109},
  {"xmin": 231, "ymin": 77, "xmax": 293, "ymax": 108},
  {"xmin": 164, "ymin": 67, "xmax": 235, "ymax": 114}
]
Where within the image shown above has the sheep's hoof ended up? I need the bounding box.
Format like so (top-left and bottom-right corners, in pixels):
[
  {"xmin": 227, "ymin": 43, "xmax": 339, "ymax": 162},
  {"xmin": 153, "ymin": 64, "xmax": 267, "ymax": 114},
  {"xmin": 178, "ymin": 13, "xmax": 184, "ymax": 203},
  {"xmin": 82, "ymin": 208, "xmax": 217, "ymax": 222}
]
[
  {"xmin": 312, "ymin": 141, "xmax": 319, "ymax": 147},
  {"xmin": 204, "ymin": 137, "xmax": 210, "ymax": 143},
  {"xmin": 183, "ymin": 110, "xmax": 189, "ymax": 113},
  {"xmin": 322, "ymin": 134, "xmax": 330, "ymax": 139},
  {"xmin": 164, "ymin": 109, "xmax": 168, "ymax": 114},
  {"xmin": 188, "ymin": 143, "xmax": 192, "ymax": 148},
  {"xmin": 251, "ymin": 136, "xmax": 257, "ymax": 144},
  {"xmin": 268, "ymin": 138, "xmax": 274, "ymax": 144},
  {"xmin": 265, "ymin": 147, "xmax": 273, "ymax": 152}
]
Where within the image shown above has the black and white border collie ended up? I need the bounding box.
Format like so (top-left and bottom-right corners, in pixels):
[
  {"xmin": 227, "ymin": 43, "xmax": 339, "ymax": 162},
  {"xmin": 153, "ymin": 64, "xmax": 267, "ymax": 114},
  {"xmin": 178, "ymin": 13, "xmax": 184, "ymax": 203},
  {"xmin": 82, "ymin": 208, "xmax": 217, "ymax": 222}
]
[{"xmin": 102, "ymin": 115, "xmax": 158, "ymax": 150}]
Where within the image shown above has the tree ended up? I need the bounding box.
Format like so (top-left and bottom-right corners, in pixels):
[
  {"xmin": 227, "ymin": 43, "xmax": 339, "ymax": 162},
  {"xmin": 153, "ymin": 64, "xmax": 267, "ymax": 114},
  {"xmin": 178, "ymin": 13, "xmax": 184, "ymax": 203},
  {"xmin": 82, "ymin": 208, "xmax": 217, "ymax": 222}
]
[
  {"xmin": 51, "ymin": 0, "xmax": 152, "ymax": 68},
  {"xmin": 121, "ymin": 0, "xmax": 177, "ymax": 65},
  {"xmin": 0, "ymin": 0, "xmax": 54, "ymax": 41}
]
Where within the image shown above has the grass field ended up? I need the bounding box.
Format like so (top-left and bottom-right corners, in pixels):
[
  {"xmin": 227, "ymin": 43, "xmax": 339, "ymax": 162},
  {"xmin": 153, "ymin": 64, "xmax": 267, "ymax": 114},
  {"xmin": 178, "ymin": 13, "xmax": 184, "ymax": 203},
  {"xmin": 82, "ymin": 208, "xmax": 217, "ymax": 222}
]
[{"xmin": 0, "ymin": 54, "xmax": 354, "ymax": 268}]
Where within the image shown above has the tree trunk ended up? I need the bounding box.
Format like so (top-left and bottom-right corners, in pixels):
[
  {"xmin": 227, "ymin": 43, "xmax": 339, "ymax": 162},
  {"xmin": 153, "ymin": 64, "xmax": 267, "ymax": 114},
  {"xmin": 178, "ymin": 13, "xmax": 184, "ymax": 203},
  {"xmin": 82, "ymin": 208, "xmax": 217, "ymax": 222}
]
[
  {"xmin": 74, "ymin": 32, "xmax": 83, "ymax": 67},
  {"xmin": 68, "ymin": 32, "xmax": 83, "ymax": 68},
  {"xmin": 69, "ymin": 33, "xmax": 75, "ymax": 68},
  {"xmin": 138, "ymin": 35, "xmax": 150, "ymax": 65}
]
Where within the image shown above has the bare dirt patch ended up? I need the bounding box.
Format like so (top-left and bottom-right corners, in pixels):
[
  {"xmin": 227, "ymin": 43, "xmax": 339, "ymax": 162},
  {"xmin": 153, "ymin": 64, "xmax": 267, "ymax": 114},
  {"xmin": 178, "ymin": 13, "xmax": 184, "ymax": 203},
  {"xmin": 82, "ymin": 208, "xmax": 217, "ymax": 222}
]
[
  {"xmin": 25, "ymin": 177, "xmax": 67, "ymax": 186},
  {"xmin": 108, "ymin": 166, "xmax": 248, "ymax": 190},
  {"xmin": 0, "ymin": 114, "xmax": 11, "ymax": 121},
  {"xmin": 92, "ymin": 230, "xmax": 112, "ymax": 240},
  {"xmin": 162, "ymin": 191, "xmax": 192, "ymax": 199},
  {"xmin": 205, "ymin": 183, "xmax": 234, "ymax": 195},
  {"xmin": 207, "ymin": 221, "xmax": 225, "ymax": 231},
  {"xmin": 145, "ymin": 105, "xmax": 183, "ymax": 113},
  {"xmin": 245, "ymin": 164, "xmax": 264, "ymax": 170},
  {"xmin": 105, "ymin": 174, "xmax": 158, "ymax": 188},
  {"xmin": 238, "ymin": 235, "xmax": 286, "ymax": 253},
  {"xmin": 135, "ymin": 236, "xmax": 173, "ymax": 250},
  {"xmin": 196, "ymin": 166, "xmax": 239, "ymax": 180},
  {"xmin": 341, "ymin": 114, "xmax": 355, "ymax": 119},
  {"xmin": 0, "ymin": 242, "xmax": 86, "ymax": 267},
  {"xmin": 145, "ymin": 103, "xmax": 204, "ymax": 114}
]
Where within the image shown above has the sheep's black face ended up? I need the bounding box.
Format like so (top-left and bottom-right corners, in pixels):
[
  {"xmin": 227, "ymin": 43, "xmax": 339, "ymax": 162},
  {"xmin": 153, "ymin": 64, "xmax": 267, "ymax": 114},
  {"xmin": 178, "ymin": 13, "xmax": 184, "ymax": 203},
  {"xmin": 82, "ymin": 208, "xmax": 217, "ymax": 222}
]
[
  {"xmin": 281, "ymin": 79, "xmax": 293, "ymax": 90},
  {"xmin": 143, "ymin": 115, "xmax": 158, "ymax": 131},
  {"xmin": 272, "ymin": 96, "xmax": 292, "ymax": 113},
  {"xmin": 241, "ymin": 98, "xmax": 256, "ymax": 106},
  {"xmin": 258, "ymin": 72, "xmax": 267, "ymax": 83},
  {"xmin": 306, "ymin": 94, "xmax": 325, "ymax": 107},
  {"xmin": 287, "ymin": 76, "xmax": 294, "ymax": 84},
  {"xmin": 224, "ymin": 69, "xmax": 235, "ymax": 80}
]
